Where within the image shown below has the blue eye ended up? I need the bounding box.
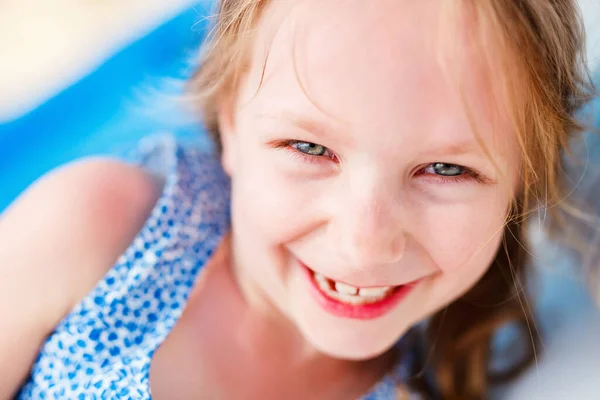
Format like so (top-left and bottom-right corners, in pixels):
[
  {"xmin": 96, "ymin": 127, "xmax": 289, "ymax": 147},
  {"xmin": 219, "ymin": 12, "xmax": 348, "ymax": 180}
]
[
  {"xmin": 291, "ymin": 141, "xmax": 329, "ymax": 156},
  {"xmin": 426, "ymin": 163, "xmax": 464, "ymax": 176}
]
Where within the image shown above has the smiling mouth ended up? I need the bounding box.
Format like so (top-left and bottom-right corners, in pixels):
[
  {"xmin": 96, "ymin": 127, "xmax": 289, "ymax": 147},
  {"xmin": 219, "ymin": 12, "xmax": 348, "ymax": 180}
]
[
  {"xmin": 312, "ymin": 271, "xmax": 399, "ymax": 305},
  {"xmin": 300, "ymin": 262, "xmax": 416, "ymax": 320}
]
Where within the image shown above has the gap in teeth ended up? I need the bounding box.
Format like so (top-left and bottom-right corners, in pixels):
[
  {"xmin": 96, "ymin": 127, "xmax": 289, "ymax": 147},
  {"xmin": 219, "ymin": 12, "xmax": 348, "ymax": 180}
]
[{"xmin": 314, "ymin": 272, "xmax": 395, "ymax": 304}]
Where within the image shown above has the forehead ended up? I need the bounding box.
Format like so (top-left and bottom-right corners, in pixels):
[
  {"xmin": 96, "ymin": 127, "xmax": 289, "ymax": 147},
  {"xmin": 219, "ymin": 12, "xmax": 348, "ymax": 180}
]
[{"xmin": 239, "ymin": 0, "xmax": 515, "ymax": 161}]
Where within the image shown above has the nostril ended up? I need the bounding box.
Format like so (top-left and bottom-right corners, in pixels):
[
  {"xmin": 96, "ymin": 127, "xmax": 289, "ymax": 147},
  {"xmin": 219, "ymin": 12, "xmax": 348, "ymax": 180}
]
[
  {"xmin": 389, "ymin": 235, "xmax": 406, "ymax": 261},
  {"xmin": 343, "ymin": 232, "xmax": 405, "ymax": 266},
  {"xmin": 331, "ymin": 206, "xmax": 406, "ymax": 266}
]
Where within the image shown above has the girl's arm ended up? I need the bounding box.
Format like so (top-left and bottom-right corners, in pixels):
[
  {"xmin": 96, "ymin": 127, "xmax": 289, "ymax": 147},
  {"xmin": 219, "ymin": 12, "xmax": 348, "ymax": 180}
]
[{"xmin": 0, "ymin": 158, "xmax": 161, "ymax": 399}]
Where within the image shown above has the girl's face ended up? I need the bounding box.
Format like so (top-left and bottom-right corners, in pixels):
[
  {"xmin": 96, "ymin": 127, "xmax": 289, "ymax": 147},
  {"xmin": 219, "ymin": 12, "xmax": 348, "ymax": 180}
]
[{"xmin": 219, "ymin": 0, "xmax": 521, "ymax": 360}]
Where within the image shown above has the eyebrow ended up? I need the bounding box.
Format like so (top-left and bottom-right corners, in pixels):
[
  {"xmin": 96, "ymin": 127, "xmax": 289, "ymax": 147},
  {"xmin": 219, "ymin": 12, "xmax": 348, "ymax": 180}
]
[
  {"xmin": 425, "ymin": 141, "xmax": 483, "ymax": 158},
  {"xmin": 256, "ymin": 110, "xmax": 343, "ymax": 141},
  {"xmin": 258, "ymin": 111, "xmax": 489, "ymax": 160}
]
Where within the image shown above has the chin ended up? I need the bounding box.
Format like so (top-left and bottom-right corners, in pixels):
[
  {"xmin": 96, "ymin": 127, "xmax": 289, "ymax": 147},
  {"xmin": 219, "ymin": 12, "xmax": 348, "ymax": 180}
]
[{"xmin": 295, "ymin": 315, "xmax": 409, "ymax": 361}]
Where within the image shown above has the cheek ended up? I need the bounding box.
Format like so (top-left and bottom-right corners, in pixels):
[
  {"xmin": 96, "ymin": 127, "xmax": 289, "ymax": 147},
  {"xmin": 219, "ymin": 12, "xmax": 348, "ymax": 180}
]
[
  {"xmin": 416, "ymin": 197, "xmax": 508, "ymax": 307},
  {"xmin": 230, "ymin": 141, "xmax": 317, "ymax": 243},
  {"xmin": 418, "ymin": 195, "xmax": 509, "ymax": 273}
]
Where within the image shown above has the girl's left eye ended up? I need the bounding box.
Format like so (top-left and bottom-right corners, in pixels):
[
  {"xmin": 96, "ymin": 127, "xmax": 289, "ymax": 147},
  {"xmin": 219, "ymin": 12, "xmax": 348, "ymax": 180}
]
[
  {"xmin": 424, "ymin": 163, "xmax": 464, "ymax": 177},
  {"xmin": 290, "ymin": 141, "xmax": 330, "ymax": 157},
  {"xmin": 418, "ymin": 162, "xmax": 487, "ymax": 184}
]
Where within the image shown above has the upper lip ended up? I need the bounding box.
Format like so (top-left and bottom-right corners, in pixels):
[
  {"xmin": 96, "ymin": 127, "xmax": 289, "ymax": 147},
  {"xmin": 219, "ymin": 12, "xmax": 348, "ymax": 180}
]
[{"xmin": 300, "ymin": 260, "xmax": 424, "ymax": 289}]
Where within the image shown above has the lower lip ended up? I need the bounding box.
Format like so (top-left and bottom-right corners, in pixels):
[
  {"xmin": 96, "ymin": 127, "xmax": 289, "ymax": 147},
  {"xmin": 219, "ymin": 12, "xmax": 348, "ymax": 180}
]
[{"xmin": 300, "ymin": 263, "xmax": 416, "ymax": 320}]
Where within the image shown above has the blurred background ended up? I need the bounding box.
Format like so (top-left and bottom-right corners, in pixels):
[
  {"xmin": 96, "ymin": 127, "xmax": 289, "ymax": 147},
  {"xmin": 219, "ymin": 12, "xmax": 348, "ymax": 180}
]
[
  {"xmin": 0, "ymin": 0, "xmax": 600, "ymax": 211},
  {"xmin": 0, "ymin": 0, "xmax": 214, "ymax": 211},
  {"xmin": 1, "ymin": 1, "xmax": 600, "ymax": 398}
]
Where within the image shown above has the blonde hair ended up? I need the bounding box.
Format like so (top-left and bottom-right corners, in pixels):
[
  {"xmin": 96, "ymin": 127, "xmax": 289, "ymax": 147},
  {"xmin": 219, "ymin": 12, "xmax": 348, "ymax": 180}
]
[{"xmin": 188, "ymin": 0, "xmax": 594, "ymax": 398}]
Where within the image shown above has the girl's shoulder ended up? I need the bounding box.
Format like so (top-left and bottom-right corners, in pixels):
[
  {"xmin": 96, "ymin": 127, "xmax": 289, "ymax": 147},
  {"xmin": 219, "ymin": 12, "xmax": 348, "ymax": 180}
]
[
  {"xmin": 0, "ymin": 152, "xmax": 161, "ymax": 398},
  {"xmin": 10, "ymin": 134, "xmax": 230, "ymax": 399},
  {"xmin": 2, "ymin": 134, "xmax": 220, "ymax": 320}
]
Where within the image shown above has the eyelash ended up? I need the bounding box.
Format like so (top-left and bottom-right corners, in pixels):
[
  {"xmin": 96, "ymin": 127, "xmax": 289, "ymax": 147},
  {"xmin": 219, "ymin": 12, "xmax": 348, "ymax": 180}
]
[
  {"xmin": 413, "ymin": 167, "xmax": 485, "ymax": 184},
  {"xmin": 275, "ymin": 140, "xmax": 338, "ymax": 164},
  {"xmin": 274, "ymin": 140, "xmax": 487, "ymax": 184}
]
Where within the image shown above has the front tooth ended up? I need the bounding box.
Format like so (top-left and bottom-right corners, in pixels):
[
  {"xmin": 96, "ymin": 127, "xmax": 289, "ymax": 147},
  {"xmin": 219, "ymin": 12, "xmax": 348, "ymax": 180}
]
[
  {"xmin": 315, "ymin": 272, "xmax": 328, "ymax": 285},
  {"xmin": 338, "ymin": 293, "xmax": 365, "ymax": 304},
  {"xmin": 314, "ymin": 273, "xmax": 331, "ymax": 291},
  {"xmin": 358, "ymin": 286, "xmax": 391, "ymax": 297},
  {"xmin": 334, "ymin": 281, "xmax": 358, "ymax": 295}
]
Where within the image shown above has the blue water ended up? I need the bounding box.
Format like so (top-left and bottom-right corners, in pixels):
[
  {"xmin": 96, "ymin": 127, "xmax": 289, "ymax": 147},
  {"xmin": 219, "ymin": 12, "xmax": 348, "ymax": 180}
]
[{"xmin": 0, "ymin": 6, "xmax": 212, "ymax": 211}]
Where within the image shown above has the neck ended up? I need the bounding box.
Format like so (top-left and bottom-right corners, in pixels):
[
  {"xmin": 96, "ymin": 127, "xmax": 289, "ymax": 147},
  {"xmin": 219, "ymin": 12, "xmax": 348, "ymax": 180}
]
[
  {"xmin": 223, "ymin": 239, "xmax": 322, "ymax": 364},
  {"xmin": 204, "ymin": 232, "xmax": 399, "ymax": 397}
]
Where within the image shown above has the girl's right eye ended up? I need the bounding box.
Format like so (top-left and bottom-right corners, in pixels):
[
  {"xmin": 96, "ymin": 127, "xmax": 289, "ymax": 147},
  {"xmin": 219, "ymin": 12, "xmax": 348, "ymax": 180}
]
[
  {"xmin": 290, "ymin": 141, "xmax": 330, "ymax": 157},
  {"xmin": 279, "ymin": 140, "xmax": 338, "ymax": 164}
]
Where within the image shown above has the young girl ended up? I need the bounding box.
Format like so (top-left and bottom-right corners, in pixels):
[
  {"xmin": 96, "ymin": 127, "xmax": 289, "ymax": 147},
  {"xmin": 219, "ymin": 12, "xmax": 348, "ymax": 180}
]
[{"xmin": 1, "ymin": 0, "xmax": 593, "ymax": 398}]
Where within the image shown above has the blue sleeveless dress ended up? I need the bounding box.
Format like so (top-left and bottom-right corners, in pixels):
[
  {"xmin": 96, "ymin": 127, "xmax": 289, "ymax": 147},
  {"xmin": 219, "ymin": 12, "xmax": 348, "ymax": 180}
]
[{"xmin": 17, "ymin": 135, "xmax": 420, "ymax": 399}]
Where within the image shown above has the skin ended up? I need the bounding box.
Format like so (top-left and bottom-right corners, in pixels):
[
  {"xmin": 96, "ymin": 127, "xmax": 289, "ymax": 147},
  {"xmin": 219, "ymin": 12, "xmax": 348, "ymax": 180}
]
[
  {"xmin": 0, "ymin": 0, "xmax": 523, "ymax": 398},
  {"xmin": 217, "ymin": 0, "xmax": 521, "ymax": 362},
  {"xmin": 0, "ymin": 159, "xmax": 162, "ymax": 399}
]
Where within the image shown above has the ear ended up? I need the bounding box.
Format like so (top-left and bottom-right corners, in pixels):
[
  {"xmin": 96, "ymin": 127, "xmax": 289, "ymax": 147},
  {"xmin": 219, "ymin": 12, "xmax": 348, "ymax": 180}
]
[{"xmin": 217, "ymin": 94, "xmax": 237, "ymax": 176}]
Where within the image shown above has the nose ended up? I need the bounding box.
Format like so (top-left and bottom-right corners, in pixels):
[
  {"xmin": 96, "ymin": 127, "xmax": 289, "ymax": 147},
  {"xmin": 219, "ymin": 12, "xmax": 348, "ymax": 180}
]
[{"xmin": 333, "ymin": 182, "xmax": 406, "ymax": 267}]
